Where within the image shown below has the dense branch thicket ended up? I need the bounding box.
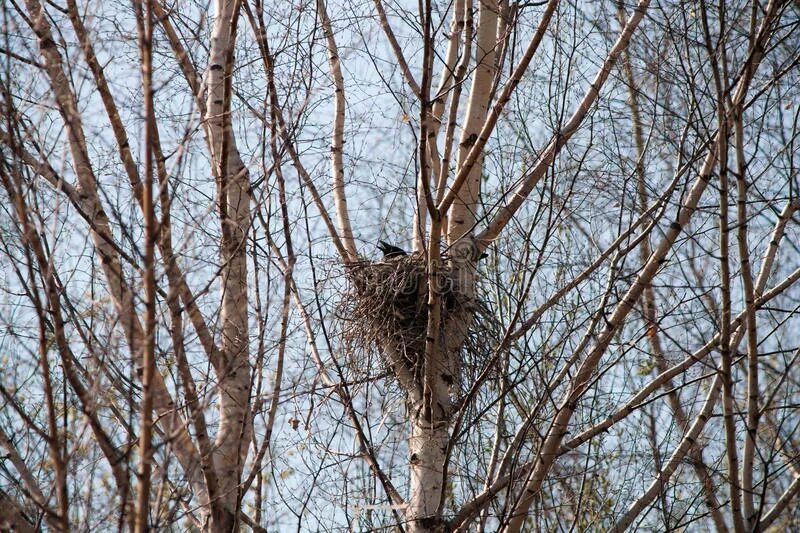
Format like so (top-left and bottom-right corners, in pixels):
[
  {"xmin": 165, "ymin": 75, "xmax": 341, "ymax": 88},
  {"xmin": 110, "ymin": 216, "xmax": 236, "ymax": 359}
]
[{"xmin": 0, "ymin": 0, "xmax": 799, "ymax": 531}]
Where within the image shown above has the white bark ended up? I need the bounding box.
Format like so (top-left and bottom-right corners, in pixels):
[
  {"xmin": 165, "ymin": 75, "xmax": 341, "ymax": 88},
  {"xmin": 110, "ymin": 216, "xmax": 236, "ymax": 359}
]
[
  {"xmin": 206, "ymin": 0, "xmax": 252, "ymax": 527},
  {"xmin": 439, "ymin": 0, "xmax": 558, "ymax": 223},
  {"xmin": 318, "ymin": 0, "xmax": 358, "ymax": 261},
  {"xmin": 407, "ymin": 422, "xmax": 449, "ymax": 532},
  {"xmin": 447, "ymin": 0, "xmax": 498, "ymax": 243},
  {"xmin": 413, "ymin": 0, "xmax": 466, "ymax": 251}
]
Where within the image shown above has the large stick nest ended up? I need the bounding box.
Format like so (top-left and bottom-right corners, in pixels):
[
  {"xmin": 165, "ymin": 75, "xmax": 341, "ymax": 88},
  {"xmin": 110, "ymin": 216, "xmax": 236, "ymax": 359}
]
[{"xmin": 337, "ymin": 253, "xmax": 500, "ymax": 392}]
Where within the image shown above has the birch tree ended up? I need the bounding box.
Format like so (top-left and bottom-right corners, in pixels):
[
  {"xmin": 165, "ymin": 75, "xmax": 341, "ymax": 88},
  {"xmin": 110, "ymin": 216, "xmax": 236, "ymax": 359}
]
[{"xmin": 1, "ymin": 0, "xmax": 799, "ymax": 531}]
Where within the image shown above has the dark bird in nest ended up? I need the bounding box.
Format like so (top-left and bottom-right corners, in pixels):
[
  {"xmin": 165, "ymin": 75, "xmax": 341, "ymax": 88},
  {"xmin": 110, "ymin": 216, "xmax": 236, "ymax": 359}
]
[{"xmin": 377, "ymin": 240, "xmax": 407, "ymax": 259}]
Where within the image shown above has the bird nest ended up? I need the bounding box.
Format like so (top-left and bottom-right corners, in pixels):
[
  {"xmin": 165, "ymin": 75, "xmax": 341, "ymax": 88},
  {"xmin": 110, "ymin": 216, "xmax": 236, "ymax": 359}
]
[{"xmin": 338, "ymin": 253, "xmax": 500, "ymax": 393}]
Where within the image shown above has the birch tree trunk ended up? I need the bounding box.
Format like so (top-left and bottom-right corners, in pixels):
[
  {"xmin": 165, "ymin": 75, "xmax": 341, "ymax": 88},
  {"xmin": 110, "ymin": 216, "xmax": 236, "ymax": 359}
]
[
  {"xmin": 205, "ymin": 0, "xmax": 252, "ymax": 529},
  {"xmin": 405, "ymin": 2, "xmax": 498, "ymax": 530},
  {"xmin": 447, "ymin": 0, "xmax": 497, "ymax": 244}
]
